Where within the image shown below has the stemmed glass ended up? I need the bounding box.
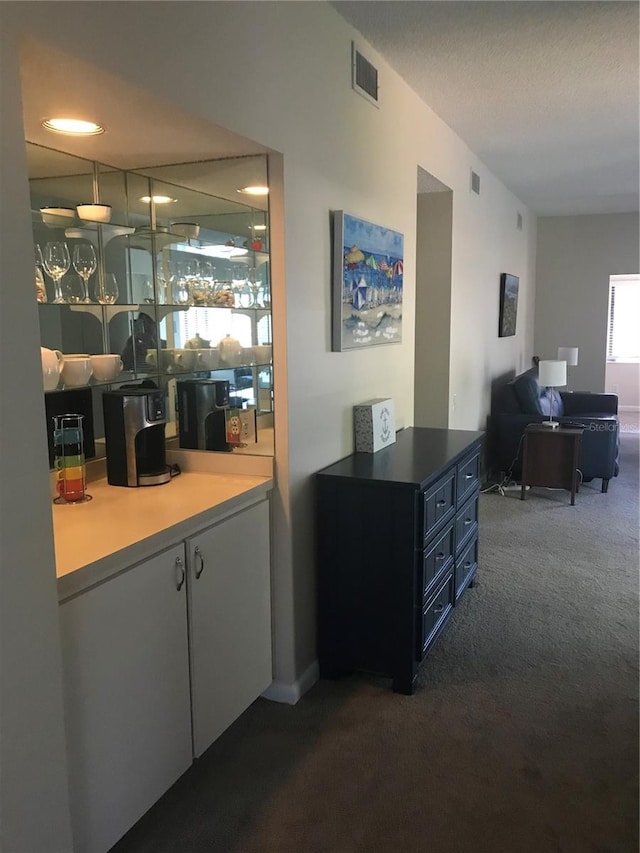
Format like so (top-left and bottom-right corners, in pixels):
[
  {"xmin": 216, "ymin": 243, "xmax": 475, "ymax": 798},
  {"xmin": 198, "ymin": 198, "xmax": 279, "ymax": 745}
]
[
  {"xmin": 34, "ymin": 244, "xmax": 47, "ymax": 303},
  {"xmin": 93, "ymin": 273, "xmax": 119, "ymax": 305},
  {"xmin": 72, "ymin": 244, "xmax": 97, "ymax": 303},
  {"xmin": 43, "ymin": 241, "xmax": 71, "ymax": 304}
]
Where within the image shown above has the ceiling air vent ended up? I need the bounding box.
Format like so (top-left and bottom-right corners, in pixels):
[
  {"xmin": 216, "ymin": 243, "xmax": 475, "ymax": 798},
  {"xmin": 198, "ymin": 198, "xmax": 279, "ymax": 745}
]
[
  {"xmin": 352, "ymin": 42, "xmax": 379, "ymax": 107},
  {"xmin": 470, "ymin": 169, "xmax": 480, "ymax": 195}
]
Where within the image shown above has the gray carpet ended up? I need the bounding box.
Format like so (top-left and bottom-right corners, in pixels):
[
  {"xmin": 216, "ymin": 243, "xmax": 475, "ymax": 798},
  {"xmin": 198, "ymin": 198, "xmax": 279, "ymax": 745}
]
[{"xmin": 112, "ymin": 433, "xmax": 639, "ymax": 853}]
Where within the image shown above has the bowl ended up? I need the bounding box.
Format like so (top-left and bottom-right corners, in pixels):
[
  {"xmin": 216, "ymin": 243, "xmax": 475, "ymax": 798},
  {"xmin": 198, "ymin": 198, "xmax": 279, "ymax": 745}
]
[
  {"xmin": 41, "ymin": 207, "xmax": 76, "ymax": 227},
  {"xmin": 76, "ymin": 203, "xmax": 112, "ymax": 223},
  {"xmin": 171, "ymin": 222, "xmax": 200, "ymax": 239}
]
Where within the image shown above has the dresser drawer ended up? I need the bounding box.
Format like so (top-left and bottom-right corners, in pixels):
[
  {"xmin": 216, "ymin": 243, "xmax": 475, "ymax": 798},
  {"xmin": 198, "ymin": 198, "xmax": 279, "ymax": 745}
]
[
  {"xmin": 457, "ymin": 449, "xmax": 480, "ymax": 506},
  {"xmin": 455, "ymin": 492, "xmax": 479, "ymax": 555},
  {"xmin": 455, "ymin": 535, "xmax": 478, "ymax": 600},
  {"xmin": 417, "ymin": 572, "xmax": 455, "ymax": 658},
  {"xmin": 419, "ymin": 522, "xmax": 454, "ymax": 601},
  {"xmin": 421, "ymin": 471, "xmax": 455, "ymax": 544}
]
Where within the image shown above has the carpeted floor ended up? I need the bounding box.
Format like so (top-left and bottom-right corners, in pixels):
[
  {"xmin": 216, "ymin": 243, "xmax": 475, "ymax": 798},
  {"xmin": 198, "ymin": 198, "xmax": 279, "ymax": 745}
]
[{"xmin": 112, "ymin": 433, "xmax": 639, "ymax": 853}]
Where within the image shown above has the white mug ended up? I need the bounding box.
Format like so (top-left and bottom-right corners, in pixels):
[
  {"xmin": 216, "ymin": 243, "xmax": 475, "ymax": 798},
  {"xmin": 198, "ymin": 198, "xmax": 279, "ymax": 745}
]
[
  {"xmin": 253, "ymin": 344, "xmax": 272, "ymax": 365},
  {"xmin": 241, "ymin": 346, "xmax": 255, "ymax": 365},
  {"xmin": 61, "ymin": 356, "xmax": 93, "ymax": 387},
  {"xmin": 173, "ymin": 349, "xmax": 197, "ymax": 372},
  {"xmin": 197, "ymin": 348, "xmax": 220, "ymax": 370},
  {"xmin": 90, "ymin": 354, "xmax": 123, "ymax": 382},
  {"xmin": 145, "ymin": 348, "xmax": 174, "ymax": 372}
]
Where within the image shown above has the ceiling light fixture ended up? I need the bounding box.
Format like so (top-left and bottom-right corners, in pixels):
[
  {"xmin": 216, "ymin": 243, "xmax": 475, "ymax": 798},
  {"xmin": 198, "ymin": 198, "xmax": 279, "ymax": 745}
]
[
  {"xmin": 42, "ymin": 118, "xmax": 105, "ymax": 136},
  {"xmin": 238, "ymin": 186, "xmax": 269, "ymax": 196},
  {"xmin": 139, "ymin": 195, "xmax": 177, "ymax": 204},
  {"xmin": 252, "ymin": 224, "xmax": 267, "ymax": 231}
]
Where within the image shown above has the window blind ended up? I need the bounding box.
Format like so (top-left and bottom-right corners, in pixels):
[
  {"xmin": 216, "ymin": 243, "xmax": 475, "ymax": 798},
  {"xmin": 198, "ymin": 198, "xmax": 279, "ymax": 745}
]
[{"xmin": 607, "ymin": 275, "xmax": 640, "ymax": 361}]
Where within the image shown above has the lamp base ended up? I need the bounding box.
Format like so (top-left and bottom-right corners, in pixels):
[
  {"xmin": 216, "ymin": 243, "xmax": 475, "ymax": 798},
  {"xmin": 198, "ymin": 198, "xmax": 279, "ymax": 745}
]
[{"xmin": 541, "ymin": 420, "xmax": 560, "ymax": 429}]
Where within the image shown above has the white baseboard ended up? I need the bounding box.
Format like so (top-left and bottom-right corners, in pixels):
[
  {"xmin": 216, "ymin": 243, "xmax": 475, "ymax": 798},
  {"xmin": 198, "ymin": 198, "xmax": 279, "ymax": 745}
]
[{"xmin": 261, "ymin": 660, "xmax": 319, "ymax": 705}]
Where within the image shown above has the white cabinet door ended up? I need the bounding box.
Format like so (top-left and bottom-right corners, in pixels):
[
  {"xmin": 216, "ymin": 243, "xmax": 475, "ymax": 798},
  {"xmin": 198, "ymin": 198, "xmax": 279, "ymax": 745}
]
[
  {"xmin": 188, "ymin": 499, "xmax": 272, "ymax": 757},
  {"xmin": 59, "ymin": 545, "xmax": 192, "ymax": 853}
]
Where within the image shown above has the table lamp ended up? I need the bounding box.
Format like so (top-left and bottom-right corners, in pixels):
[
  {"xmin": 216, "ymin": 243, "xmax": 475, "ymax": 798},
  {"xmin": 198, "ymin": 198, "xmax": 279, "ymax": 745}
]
[
  {"xmin": 538, "ymin": 359, "xmax": 567, "ymax": 428},
  {"xmin": 557, "ymin": 346, "xmax": 578, "ymax": 390}
]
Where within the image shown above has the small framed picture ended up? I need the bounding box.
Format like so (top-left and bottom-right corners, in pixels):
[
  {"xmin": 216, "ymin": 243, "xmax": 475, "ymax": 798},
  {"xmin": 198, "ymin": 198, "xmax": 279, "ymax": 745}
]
[{"xmin": 499, "ymin": 273, "xmax": 519, "ymax": 337}]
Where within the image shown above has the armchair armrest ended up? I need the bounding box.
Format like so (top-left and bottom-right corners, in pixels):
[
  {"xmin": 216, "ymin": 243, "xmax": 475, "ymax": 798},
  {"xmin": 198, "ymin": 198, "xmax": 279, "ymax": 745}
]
[{"xmin": 561, "ymin": 392, "xmax": 618, "ymax": 416}]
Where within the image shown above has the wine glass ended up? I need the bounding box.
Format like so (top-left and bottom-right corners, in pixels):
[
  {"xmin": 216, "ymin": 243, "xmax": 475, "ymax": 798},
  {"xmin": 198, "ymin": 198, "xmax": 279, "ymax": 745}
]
[
  {"xmin": 94, "ymin": 273, "xmax": 119, "ymax": 305},
  {"xmin": 72, "ymin": 244, "xmax": 97, "ymax": 303},
  {"xmin": 34, "ymin": 244, "xmax": 47, "ymax": 303},
  {"xmin": 61, "ymin": 274, "xmax": 85, "ymax": 304},
  {"xmin": 43, "ymin": 241, "xmax": 71, "ymax": 303}
]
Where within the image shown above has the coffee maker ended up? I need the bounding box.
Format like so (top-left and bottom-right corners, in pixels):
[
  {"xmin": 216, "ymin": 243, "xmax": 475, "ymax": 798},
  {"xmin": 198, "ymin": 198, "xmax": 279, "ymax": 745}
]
[
  {"xmin": 177, "ymin": 379, "xmax": 231, "ymax": 452},
  {"xmin": 103, "ymin": 387, "xmax": 171, "ymax": 486}
]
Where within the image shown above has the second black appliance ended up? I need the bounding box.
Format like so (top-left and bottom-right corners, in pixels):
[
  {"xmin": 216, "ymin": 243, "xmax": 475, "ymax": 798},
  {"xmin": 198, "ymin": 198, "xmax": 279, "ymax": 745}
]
[{"xmin": 177, "ymin": 379, "xmax": 231, "ymax": 451}]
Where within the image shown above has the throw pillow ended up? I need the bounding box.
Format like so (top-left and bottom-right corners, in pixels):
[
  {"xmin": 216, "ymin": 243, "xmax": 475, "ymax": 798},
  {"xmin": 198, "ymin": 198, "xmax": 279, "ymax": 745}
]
[{"xmin": 513, "ymin": 373, "xmax": 543, "ymax": 415}]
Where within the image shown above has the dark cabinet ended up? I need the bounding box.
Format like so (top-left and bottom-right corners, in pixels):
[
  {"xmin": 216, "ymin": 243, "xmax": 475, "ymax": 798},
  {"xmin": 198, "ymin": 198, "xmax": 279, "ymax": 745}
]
[{"xmin": 316, "ymin": 427, "xmax": 483, "ymax": 694}]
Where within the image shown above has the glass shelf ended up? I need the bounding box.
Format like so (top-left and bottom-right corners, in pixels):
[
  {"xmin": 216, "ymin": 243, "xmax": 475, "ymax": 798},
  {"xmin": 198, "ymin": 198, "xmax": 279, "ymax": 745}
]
[
  {"xmin": 67, "ymin": 304, "xmax": 188, "ymax": 323},
  {"xmin": 64, "ymin": 223, "xmax": 136, "ymax": 246}
]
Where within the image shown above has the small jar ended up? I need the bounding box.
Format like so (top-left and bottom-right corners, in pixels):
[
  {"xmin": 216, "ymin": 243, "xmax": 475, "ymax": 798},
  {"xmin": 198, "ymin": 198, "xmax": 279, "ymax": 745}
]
[{"xmin": 213, "ymin": 281, "xmax": 235, "ymax": 307}]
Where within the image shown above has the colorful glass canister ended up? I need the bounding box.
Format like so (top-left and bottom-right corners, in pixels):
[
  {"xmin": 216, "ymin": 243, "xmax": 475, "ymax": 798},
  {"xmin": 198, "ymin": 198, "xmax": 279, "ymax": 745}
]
[{"xmin": 52, "ymin": 413, "xmax": 92, "ymax": 504}]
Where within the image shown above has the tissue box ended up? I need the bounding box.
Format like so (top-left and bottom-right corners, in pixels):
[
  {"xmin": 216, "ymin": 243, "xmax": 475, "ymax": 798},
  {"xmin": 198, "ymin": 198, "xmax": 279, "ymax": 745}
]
[{"xmin": 353, "ymin": 398, "xmax": 395, "ymax": 453}]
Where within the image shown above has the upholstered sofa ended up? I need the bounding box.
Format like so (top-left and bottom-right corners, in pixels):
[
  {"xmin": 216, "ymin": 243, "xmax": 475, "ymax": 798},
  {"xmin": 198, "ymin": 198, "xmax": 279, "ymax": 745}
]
[{"xmin": 489, "ymin": 367, "xmax": 619, "ymax": 492}]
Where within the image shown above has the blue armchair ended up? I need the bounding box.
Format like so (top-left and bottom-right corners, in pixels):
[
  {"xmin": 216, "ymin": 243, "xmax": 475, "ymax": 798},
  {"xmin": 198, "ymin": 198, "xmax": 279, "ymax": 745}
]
[{"xmin": 489, "ymin": 368, "xmax": 619, "ymax": 492}]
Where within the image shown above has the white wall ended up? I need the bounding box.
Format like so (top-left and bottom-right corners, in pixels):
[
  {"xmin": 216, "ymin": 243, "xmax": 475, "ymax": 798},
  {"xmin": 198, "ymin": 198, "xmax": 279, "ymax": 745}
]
[
  {"xmin": 536, "ymin": 214, "xmax": 640, "ymax": 391},
  {"xmin": 0, "ymin": 4, "xmax": 536, "ymax": 842},
  {"xmin": 605, "ymin": 362, "xmax": 640, "ymax": 409},
  {"xmin": 0, "ymin": 31, "xmax": 74, "ymax": 853}
]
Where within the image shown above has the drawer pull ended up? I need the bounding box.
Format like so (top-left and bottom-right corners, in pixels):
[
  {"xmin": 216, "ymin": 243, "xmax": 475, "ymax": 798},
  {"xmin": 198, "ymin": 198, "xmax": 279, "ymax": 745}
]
[
  {"xmin": 433, "ymin": 603, "xmax": 444, "ymax": 614},
  {"xmin": 436, "ymin": 499, "xmax": 446, "ymax": 508},
  {"xmin": 465, "ymin": 472, "xmax": 474, "ymax": 480},
  {"xmin": 175, "ymin": 556, "xmax": 185, "ymax": 592},
  {"xmin": 464, "ymin": 518, "xmax": 472, "ymax": 526},
  {"xmin": 194, "ymin": 546, "xmax": 205, "ymax": 579},
  {"xmin": 435, "ymin": 552, "xmax": 445, "ymax": 561}
]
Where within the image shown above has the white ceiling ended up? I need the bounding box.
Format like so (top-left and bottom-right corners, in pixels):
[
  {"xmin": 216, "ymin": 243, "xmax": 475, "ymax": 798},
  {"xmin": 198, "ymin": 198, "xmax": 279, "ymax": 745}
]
[
  {"xmin": 333, "ymin": 1, "xmax": 640, "ymax": 216},
  {"xmin": 19, "ymin": 40, "xmax": 269, "ymax": 213}
]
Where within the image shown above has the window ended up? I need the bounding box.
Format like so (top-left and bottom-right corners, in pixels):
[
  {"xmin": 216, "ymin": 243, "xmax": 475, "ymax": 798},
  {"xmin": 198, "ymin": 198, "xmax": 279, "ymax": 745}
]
[
  {"xmin": 177, "ymin": 309, "xmax": 252, "ymax": 348},
  {"xmin": 607, "ymin": 275, "xmax": 640, "ymax": 362}
]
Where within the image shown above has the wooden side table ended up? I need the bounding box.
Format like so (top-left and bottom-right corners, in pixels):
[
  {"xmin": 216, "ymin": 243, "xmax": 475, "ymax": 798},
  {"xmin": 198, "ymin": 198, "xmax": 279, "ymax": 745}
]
[{"xmin": 521, "ymin": 425, "xmax": 583, "ymax": 505}]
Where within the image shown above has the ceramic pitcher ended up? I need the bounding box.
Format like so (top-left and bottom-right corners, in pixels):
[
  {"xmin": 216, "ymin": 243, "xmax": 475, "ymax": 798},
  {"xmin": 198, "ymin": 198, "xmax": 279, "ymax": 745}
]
[{"xmin": 41, "ymin": 346, "xmax": 64, "ymax": 391}]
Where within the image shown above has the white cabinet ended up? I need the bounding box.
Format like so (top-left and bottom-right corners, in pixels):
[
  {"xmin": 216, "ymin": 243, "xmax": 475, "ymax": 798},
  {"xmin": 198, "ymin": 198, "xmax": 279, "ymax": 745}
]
[
  {"xmin": 59, "ymin": 544, "xmax": 192, "ymax": 853},
  {"xmin": 187, "ymin": 498, "xmax": 272, "ymax": 757},
  {"xmin": 59, "ymin": 495, "xmax": 273, "ymax": 853}
]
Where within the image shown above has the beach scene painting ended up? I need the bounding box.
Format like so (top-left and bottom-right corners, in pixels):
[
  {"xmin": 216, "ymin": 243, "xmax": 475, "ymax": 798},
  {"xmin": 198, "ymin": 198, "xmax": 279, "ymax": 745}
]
[{"xmin": 332, "ymin": 211, "xmax": 404, "ymax": 351}]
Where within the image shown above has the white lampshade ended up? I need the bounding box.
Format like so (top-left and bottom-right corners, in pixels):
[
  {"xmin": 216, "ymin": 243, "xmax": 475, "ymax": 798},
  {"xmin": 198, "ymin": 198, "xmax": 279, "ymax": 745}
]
[
  {"xmin": 539, "ymin": 359, "xmax": 567, "ymax": 387},
  {"xmin": 557, "ymin": 346, "xmax": 579, "ymax": 366}
]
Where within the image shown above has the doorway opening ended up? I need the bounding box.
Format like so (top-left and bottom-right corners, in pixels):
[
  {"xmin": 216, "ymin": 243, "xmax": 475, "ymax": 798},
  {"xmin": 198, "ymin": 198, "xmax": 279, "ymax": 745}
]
[{"xmin": 414, "ymin": 166, "xmax": 453, "ymax": 428}]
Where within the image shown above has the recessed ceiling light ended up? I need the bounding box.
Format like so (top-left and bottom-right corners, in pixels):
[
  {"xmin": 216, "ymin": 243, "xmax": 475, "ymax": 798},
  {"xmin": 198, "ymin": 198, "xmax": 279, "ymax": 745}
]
[
  {"xmin": 238, "ymin": 186, "xmax": 269, "ymax": 196},
  {"xmin": 42, "ymin": 118, "xmax": 105, "ymax": 136},
  {"xmin": 139, "ymin": 195, "xmax": 178, "ymax": 204}
]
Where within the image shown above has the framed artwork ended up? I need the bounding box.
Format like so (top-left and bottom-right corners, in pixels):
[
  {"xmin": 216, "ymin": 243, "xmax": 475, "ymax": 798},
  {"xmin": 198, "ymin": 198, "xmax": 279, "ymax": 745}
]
[
  {"xmin": 331, "ymin": 211, "xmax": 404, "ymax": 351},
  {"xmin": 499, "ymin": 273, "xmax": 519, "ymax": 337}
]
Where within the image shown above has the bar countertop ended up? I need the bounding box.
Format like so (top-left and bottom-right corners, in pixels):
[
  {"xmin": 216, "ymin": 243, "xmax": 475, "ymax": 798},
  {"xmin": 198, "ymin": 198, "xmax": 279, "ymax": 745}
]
[{"xmin": 54, "ymin": 470, "xmax": 272, "ymax": 600}]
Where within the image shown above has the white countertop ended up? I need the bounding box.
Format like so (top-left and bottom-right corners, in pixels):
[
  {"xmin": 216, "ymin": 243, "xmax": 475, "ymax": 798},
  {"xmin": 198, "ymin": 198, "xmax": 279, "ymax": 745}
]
[{"xmin": 54, "ymin": 470, "xmax": 272, "ymax": 600}]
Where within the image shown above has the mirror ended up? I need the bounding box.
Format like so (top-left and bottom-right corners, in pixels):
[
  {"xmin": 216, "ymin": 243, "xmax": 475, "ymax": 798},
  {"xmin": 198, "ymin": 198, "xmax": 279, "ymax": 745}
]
[{"xmin": 28, "ymin": 142, "xmax": 274, "ymax": 460}]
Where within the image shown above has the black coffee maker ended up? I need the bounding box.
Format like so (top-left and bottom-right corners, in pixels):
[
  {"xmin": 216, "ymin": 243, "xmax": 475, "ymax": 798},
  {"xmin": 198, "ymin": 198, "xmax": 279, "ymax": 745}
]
[
  {"xmin": 103, "ymin": 387, "xmax": 171, "ymax": 486},
  {"xmin": 177, "ymin": 379, "xmax": 231, "ymax": 452}
]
